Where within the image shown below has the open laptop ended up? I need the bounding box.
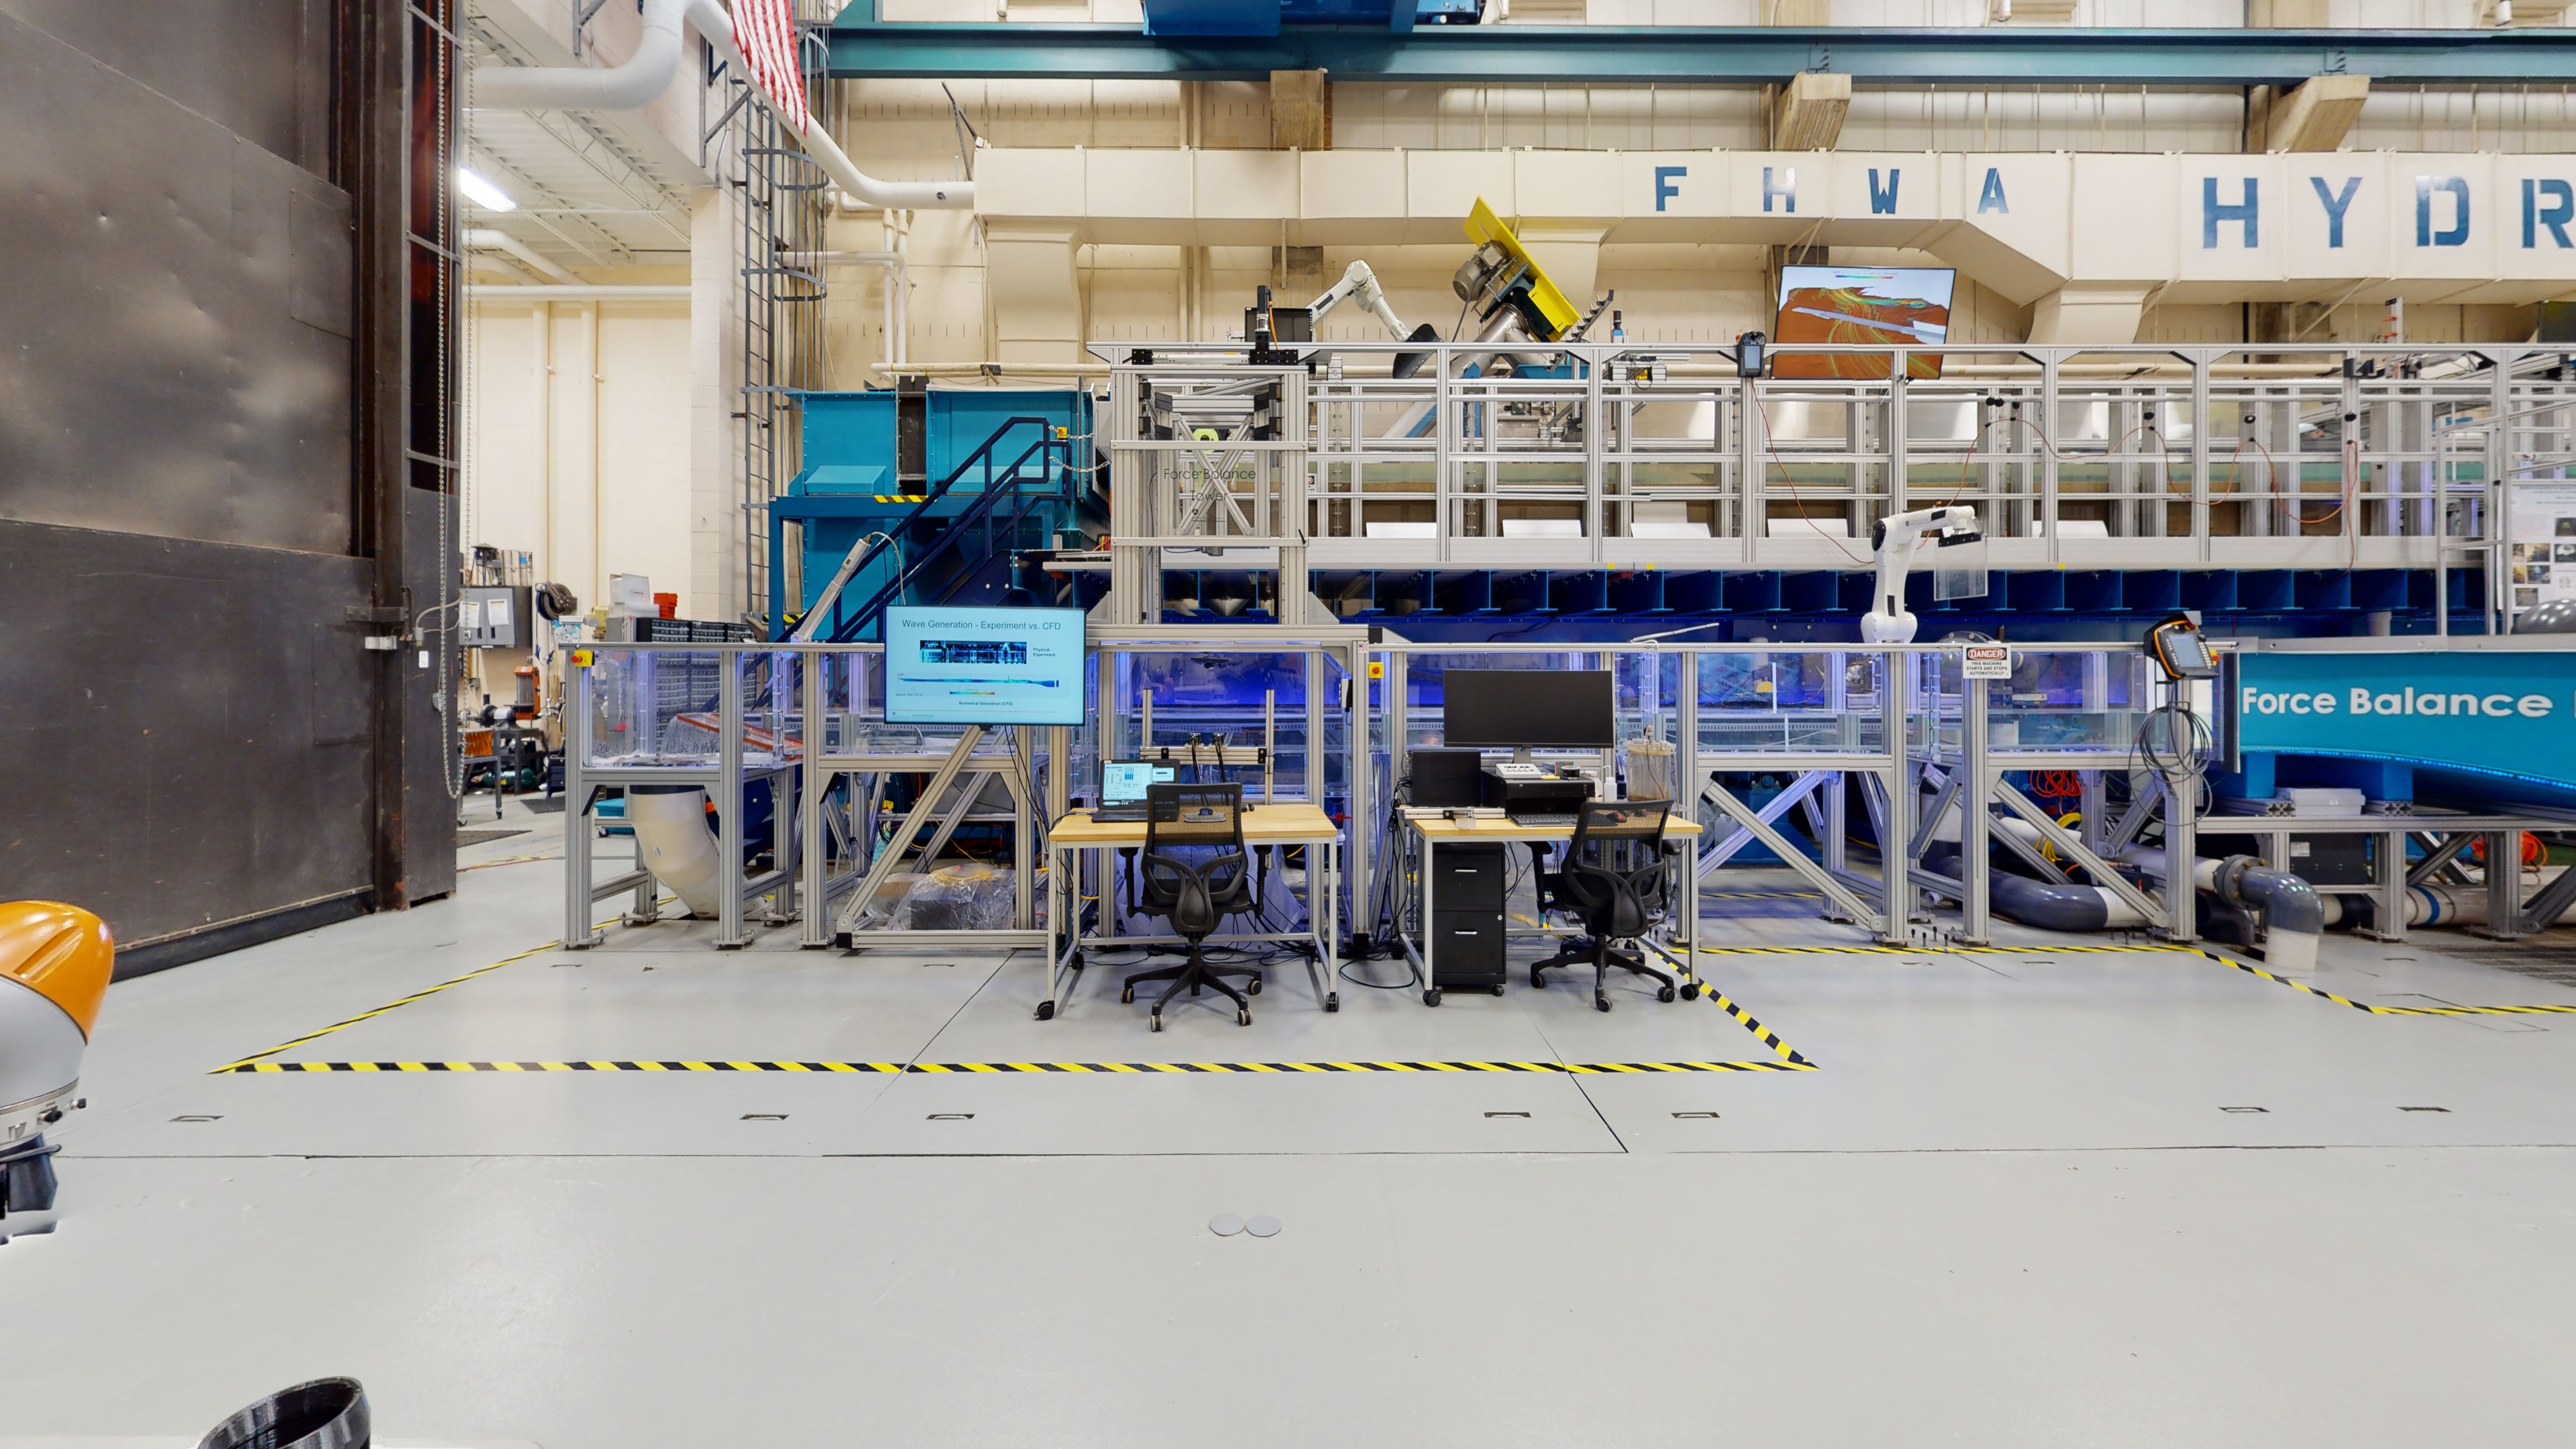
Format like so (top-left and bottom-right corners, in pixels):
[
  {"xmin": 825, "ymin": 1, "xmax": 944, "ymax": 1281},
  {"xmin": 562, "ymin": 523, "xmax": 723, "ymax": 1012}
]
[{"xmin": 1092, "ymin": 759, "xmax": 1177, "ymax": 822}]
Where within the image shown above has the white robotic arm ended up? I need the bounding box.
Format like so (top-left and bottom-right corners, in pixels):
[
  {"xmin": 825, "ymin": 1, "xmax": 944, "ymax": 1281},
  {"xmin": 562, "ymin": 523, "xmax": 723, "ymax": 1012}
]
[
  {"xmin": 1861, "ymin": 504, "xmax": 1983, "ymax": 645},
  {"xmin": 1307, "ymin": 260, "xmax": 1409, "ymax": 340}
]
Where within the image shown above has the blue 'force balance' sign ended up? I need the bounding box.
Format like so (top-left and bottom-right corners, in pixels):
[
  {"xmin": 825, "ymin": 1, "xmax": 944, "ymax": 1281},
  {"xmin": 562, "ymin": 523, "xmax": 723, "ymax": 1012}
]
[{"xmin": 2234, "ymin": 649, "xmax": 2576, "ymax": 790}]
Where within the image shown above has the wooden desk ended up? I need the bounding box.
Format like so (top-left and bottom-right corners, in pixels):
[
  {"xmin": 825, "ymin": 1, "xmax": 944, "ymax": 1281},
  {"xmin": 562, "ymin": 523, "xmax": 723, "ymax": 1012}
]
[
  {"xmin": 1041, "ymin": 804, "xmax": 1342, "ymax": 1021},
  {"xmin": 1399, "ymin": 812, "xmax": 1704, "ymax": 1007}
]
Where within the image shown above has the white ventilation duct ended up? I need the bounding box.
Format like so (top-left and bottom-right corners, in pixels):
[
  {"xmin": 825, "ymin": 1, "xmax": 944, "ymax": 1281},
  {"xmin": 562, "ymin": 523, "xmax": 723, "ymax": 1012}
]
[
  {"xmin": 467, "ymin": 228, "xmax": 577, "ymax": 284},
  {"xmin": 471, "ymin": 0, "xmax": 967, "ymax": 210}
]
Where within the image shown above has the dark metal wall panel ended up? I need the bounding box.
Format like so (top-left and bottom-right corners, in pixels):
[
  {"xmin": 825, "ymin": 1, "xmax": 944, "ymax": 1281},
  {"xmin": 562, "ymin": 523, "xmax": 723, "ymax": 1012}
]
[
  {"xmin": 0, "ymin": 0, "xmax": 333, "ymax": 177},
  {"xmin": 398, "ymin": 484, "xmax": 459, "ymax": 906},
  {"xmin": 0, "ymin": 0, "xmax": 450, "ymax": 969},
  {"xmin": 0, "ymin": 520, "xmax": 376, "ymax": 950},
  {"xmin": 0, "ymin": 10, "xmax": 355, "ymax": 557}
]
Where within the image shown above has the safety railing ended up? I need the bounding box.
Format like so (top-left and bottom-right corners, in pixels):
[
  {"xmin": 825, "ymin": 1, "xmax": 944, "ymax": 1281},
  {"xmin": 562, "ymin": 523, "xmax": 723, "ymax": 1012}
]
[{"xmin": 1101, "ymin": 341, "xmax": 2574, "ymax": 588}]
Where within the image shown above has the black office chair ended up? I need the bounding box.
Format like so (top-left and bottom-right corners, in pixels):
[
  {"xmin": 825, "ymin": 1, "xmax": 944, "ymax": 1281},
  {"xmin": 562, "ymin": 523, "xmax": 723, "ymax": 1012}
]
[
  {"xmin": 1120, "ymin": 783, "xmax": 1262, "ymax": 1030},
  {"xmin": 1528, "ymin": 799, "xmax": 1695, "ymax": 1012}
]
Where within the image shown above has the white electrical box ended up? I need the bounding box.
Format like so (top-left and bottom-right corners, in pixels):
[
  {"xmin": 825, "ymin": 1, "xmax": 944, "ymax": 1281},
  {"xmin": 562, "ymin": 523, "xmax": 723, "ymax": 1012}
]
[{"xmin": 2272, "ymin": 788, "xmax": 2366, "ymax": 818}]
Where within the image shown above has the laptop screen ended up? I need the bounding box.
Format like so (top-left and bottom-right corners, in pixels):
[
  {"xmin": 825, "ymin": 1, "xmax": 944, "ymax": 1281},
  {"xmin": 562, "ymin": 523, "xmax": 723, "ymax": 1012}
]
[{"xmin": 1101, "ymin": 760, "xmax": 1177, "ymax": 805}]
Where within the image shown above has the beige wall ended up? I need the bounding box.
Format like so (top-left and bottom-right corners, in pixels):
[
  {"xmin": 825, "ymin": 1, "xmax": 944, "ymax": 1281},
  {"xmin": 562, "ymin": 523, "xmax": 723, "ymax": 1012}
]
[{"xmin": 468, "ymin": 298, "xmax": 697, "ymax": 621}]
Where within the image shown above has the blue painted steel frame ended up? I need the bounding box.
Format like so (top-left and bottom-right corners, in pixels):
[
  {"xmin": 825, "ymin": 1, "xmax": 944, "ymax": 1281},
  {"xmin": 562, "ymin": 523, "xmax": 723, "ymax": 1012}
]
[{"xmin": 823, "ymin": 20, "xmax": 2576, "ymax": 85}]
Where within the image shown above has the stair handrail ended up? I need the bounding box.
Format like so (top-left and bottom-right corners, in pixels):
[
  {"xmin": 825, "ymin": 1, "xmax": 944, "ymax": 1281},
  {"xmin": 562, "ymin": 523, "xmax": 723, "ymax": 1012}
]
[
  {"xmin": 821, "ymin": 425, "xmax": 1072, "ymax": 641},
  {"xmin": 794, "ymin": 415, "xmax": 1069, "ymax": 641}
]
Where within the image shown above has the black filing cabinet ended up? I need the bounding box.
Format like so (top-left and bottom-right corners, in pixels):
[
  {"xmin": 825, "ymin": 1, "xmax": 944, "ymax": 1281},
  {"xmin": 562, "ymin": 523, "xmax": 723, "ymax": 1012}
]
[{"xmin": 1428, "ymin": 843, "xmax": 1508, "ymax": 991}]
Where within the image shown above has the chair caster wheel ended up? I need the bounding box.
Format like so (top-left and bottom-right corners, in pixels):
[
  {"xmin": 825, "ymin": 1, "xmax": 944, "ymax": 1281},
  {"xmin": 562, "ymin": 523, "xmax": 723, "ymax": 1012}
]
[
  {"xmin": 1248, "ymin": 976, "xmax": 1263, "ymax": 996},
  {"xmin": 1681, "ymin": 982, "xmax": 1701, "ymax": 1000},
  {"xmin": 1658, "ymin": 985, "xmax": 1677, "ymax": 1003},
  {"xmin": 1035, "ymin": 1001, "xmax": 1056, "ymax": 1021},
  {"xmin": 1596, "ymin": 996, "xmax": 1612, "ymax": 1013},
  {"xmin": 1530, "ymin": 968, "xmax": 1547, "ymax": 988},
  {"xmin": 1424, "ymin": 988, "xmax": 1442, "ymax": 1007},
  {"xmin": 1492, "ymin": 984, "xmax": 1506, "ymax": 996},
  {"xmin": 1121, "ymin": 987, "xmax": 1135, "ymax": 1004},
  {"xmin": 1150, "ymin": 1013, "xmax": 1164, "ymax": 1032},
  {"xmin": 1237, "ymin": 1008, "xmax": 1252, "ymax": 1027},
  {"xmin": 1069, "ymin": 951, "xmax": 1085, "ymax": 972}
]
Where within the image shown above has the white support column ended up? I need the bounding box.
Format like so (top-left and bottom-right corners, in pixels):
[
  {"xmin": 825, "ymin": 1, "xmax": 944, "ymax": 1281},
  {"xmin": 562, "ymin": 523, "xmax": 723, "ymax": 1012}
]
[{"xmin": 690, "ymin": 184, "xmax": 744, "ymax": 619}]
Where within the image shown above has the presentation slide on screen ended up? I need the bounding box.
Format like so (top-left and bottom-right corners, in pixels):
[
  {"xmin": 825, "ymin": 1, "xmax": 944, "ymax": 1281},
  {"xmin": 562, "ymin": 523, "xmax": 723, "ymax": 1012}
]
[{"xmin": 884, "ymin": 606, "xmax": 1085, "ymax": 726}]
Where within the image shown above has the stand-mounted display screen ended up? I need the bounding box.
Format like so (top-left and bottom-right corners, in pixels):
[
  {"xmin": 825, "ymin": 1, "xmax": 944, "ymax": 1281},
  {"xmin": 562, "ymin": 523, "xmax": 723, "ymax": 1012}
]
[
  {"xmin": 1441, "ymin": 669, "xmax": 1616, "ymax": 748},
  {"xmin": 1774, "ymin": 265, "xmax": 1955, "ymax": 380},
  {"xmin": 883, "ymin": 606, "xmax": 1086, "ymax": 725}
]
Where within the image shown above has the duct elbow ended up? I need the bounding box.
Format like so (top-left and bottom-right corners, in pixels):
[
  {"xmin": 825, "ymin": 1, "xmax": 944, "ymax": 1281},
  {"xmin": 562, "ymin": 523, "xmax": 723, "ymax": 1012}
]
[
  {"xmin": 2214, "ymin": 856, "xmax": 2326, "ymax": 940},
  {"xmin": 471, "ymin": 0, "xmax": 685, "ymax": 112}
]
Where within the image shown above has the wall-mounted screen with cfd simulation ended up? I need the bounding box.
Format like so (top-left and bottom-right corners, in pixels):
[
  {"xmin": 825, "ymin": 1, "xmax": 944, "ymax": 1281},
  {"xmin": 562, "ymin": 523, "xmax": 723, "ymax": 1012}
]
[
  {"xmin": 883, "ymin": 606, "xmax": 1086, "ymax": 725},
  {"xmin": 1774, "ymin": 265, "xmax": 1955, "ymax": 380}
]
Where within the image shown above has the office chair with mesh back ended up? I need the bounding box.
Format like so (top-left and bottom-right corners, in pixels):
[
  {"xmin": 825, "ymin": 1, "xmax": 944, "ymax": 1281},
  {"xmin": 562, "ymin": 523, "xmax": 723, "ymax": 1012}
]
[
  {"xmin": 1121, "ymin": 783, "xmax": 1262, "ymax": 1030},
  {"xmin": 1528, "ymin": 799, "xmax": 1696, "ymax": 1012}
]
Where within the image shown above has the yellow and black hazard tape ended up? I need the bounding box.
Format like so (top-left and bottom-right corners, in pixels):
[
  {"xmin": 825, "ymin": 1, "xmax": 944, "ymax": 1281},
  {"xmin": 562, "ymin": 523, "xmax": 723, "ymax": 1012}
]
[
  {"xmin": 1697, "ymin": 985, "xmax": 1810, "ymax": 1066},
  {"xmin": 2182, "ymin": 945, "xmax": 2576, "ymax": 1017},
  {"xmin": 872, "ymin": 494, "xmax": 929, "ymax": 504},
  {"xmin": 1704, "ymin": 891, "xmax": 1823, "ymax": 901},
  {"xmin": 1697, "ymin": 939, "xmax": 2576, "ymax": 1019},
  {"xmin": 224, "ymin": 1058, "xmax": 1814, "ymax": 1075},
  {"xmin": 208, "ymin": 900, "xmax": 681, "ymax": 1074},
  {"xmin": 210, "ymin": 940, "xmax": 564, "ymax": 1073}
]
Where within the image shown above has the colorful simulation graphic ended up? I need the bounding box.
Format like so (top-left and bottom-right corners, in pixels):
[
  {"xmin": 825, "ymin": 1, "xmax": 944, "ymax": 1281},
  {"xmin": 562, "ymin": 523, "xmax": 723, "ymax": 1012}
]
[
  {"xmin": 1773, "ymin": 265, "xmax": 1956, "ymax": 380},
  {"xmin": 883, "ymin": 606, "xmax": 1086, "ymax": 726}
]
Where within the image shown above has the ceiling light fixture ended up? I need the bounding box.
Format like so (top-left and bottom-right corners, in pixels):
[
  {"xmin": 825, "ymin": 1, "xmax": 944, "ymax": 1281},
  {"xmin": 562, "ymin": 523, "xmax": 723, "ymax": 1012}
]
[{"xmin": 456, "ymin": 167, "xmax": 517, "ymax": 212}]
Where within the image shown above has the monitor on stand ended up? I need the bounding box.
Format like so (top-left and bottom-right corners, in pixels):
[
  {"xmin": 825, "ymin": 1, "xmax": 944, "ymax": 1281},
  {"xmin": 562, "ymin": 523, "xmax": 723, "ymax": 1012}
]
[{"xmin": 1441, "ymin": 669, "xmax": 1616, "ymax": 763}]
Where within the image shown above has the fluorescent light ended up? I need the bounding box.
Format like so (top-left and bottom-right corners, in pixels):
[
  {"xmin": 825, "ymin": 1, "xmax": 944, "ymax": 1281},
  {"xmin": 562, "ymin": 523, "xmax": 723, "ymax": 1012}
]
[{"xmin": 457, "ymin": 167, "xmax": 516, "ymax": 212}]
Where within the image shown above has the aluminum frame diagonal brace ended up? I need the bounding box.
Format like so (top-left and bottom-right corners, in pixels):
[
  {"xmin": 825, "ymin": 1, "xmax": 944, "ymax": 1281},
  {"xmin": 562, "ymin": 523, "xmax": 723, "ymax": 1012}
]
[
  {"xmin": 1700, "ymin": 774, "xmax": 1885, "ymax": 937},
  {"xmin": 832, "ymin": 725, "xmax": 995, "ymax": 938},
  {"xmin": 1994, "ymin": 778, "xmax": 2165, "ymax": 925},
  {"xmin": 1697, "ymin": 767, "xmax": 1828, "ymax": 873}
]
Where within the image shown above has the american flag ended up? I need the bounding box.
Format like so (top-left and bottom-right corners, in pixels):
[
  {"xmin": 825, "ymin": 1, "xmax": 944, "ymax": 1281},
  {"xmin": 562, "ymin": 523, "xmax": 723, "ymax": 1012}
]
[{"xmin": 731, "ymin": 0, "xmax": 810, "ymax": 135}]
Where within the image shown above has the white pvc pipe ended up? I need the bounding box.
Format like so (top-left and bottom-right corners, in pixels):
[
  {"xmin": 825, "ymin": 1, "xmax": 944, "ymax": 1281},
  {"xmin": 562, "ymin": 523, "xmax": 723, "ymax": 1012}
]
[
  {"xmin": 467, "ymin": 228, "xmax": 578, "ymax": 285},
  {"xmin": 470, "ymin": 0, "xmax": 968, "ymax": 209}
]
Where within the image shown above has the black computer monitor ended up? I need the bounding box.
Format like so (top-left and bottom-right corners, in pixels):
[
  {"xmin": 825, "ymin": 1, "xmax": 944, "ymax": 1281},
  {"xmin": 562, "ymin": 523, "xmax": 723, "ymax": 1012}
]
[{"xmin": 1441, "ymin": 669, "xmax": 1615, "ymax": 748}]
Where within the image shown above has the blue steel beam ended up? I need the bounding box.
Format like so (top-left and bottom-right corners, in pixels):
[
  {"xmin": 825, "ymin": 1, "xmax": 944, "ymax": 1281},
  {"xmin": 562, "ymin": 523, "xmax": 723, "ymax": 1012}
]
[{"xmin": 822, "ymin": 21, "xmax": 2576, "ymax": 86}]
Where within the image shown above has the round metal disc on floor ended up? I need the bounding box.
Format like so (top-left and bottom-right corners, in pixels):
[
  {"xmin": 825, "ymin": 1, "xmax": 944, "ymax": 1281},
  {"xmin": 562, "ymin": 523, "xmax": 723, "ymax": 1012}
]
[
  {"xmin": 1246, "ymin": 1214, "xmax": 1281, "ymax": 1238},
  {"xmin": 1209, "ymin": 1213, "xmax": 1245, "ymax": 1236}
]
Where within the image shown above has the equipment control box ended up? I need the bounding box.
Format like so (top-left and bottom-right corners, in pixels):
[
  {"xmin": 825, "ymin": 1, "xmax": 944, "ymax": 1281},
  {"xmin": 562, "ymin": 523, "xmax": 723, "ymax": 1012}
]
[
  {"xmin": 1480, "ymin": 765, "xmax": 1595, "ymax": 814},
  {"xmin": 460, "ymin": 585, "xmax": 532, "ymax": 650}
]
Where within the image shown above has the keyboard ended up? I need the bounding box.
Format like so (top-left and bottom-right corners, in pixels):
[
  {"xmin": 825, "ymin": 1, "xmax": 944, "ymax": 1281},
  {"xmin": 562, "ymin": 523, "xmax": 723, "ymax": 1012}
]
[
  {"xmin": 1509, "ymin": 812, "xmax": 1580, "ymax": 829},
  {"xmin": 1090, "ymin": 803, "xmax": 1150, "ymax": 823}
]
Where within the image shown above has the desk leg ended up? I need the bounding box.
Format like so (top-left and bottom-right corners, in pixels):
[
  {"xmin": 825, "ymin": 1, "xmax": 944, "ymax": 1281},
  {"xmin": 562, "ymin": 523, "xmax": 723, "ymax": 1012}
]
[
  {"xmin": 1323, "ymin": 835, "xmax": 1340, "ymax": 1013},
  {"xmin": 1422, "ymin": 835, "xmax": 1440, "ymax": 1006},
  {"xmin": 1039, "ymin": 841, "xmax": 1066, "ymax": 1021},
  {"xmin": 1682, "ymin": 840, "xmax": 1704, "ymax": 998}
]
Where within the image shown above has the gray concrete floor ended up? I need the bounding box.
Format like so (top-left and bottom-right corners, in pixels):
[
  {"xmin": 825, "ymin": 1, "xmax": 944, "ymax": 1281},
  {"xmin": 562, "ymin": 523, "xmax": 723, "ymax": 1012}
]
[{"xmin": 10, "ymin": 800, "xmax": 2576, "ymax": 1447}]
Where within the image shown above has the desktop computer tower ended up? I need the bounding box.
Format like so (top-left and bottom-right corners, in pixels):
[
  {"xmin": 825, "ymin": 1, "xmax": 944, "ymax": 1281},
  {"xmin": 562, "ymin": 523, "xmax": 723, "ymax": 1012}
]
[{"xmin": 1425, "ymin": 843, "xmax": 1507, "ymax": 990}]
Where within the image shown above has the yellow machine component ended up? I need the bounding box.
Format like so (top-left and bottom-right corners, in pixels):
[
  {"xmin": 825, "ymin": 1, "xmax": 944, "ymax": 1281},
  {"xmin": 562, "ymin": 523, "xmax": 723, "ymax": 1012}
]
[
  {"xmin": 2, "ymin": 902, "xmax": 109, "ymax": 1227},
  {"xmin": 1463, "ymin": 199, "xmax": 1581, "ymax": 342},
  {"xmin": 0, "ymin": 901, "xmax": 111, "ymax": 1039}
]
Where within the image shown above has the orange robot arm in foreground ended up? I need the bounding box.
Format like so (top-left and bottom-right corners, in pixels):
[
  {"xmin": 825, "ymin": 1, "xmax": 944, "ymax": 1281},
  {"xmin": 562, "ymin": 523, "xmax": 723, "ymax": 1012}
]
[{"xmin": 2, "ymin": 901, "xmax": 111, "ymax": 1229}]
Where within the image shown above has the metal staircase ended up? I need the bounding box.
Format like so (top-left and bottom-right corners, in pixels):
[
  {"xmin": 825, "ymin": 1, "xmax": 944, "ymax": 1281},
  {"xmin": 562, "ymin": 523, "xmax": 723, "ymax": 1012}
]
[{"xmin": 791, "ymin": 417, "xmax": 1078, "ymax": 643}]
